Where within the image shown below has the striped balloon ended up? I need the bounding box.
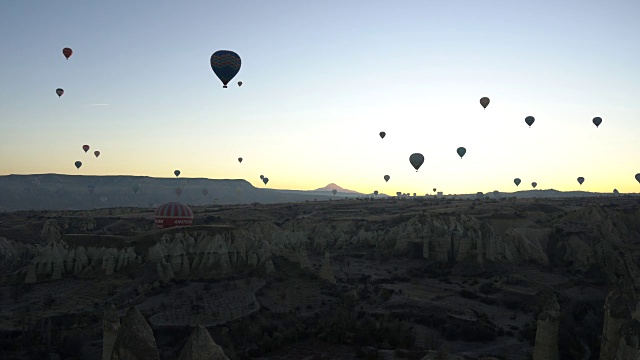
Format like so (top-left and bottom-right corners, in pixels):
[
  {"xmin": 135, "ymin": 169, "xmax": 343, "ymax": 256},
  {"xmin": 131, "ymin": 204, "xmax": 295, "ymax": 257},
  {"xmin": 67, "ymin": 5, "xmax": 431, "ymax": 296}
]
[
  {"xmin": 62, "ymin": 48, "xmax": 73, "ymax": 60},
  {"xmin": 210, "ymin": 50, "xmax": 241, "ymax": 88},
  {"xmin": 154, "ymin": 202, "xmax": 193, "ymax": 229}
]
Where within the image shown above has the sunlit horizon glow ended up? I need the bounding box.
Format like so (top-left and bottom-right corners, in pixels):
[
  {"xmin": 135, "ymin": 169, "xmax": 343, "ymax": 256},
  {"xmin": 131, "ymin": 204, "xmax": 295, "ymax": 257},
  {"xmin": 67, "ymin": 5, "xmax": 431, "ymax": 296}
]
[{"xmin": 1, "ymin": 1, "xmax": 639, "ymax": 196}]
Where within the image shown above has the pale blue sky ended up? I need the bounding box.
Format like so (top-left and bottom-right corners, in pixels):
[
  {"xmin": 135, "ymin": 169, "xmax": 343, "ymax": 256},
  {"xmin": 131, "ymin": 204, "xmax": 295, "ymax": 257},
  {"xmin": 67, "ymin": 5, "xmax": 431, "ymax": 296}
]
[{"xmin": 1, "ymin": 0, "xmax": 639, "ymax": 194}]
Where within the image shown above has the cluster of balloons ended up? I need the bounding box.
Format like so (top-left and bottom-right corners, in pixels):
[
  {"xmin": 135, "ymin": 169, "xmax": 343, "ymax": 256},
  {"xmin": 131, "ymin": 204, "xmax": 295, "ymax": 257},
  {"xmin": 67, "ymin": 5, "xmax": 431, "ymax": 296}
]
[{"xmin": 74, "ymin": 144, "xmax": 101, "ymax": 170}]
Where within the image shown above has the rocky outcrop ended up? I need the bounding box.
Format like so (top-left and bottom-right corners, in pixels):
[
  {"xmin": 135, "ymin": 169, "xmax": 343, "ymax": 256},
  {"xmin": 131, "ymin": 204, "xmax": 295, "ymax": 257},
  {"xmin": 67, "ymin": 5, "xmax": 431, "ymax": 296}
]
[
  {"xmin": 110, "ymin": 306, "xmax": 159, "ymax": 360},
  {"xmin": 178, "ymin": 325, "xmax": 229, "ymax": 360},
  {"xmin": 41, "ymin": 220, "xmax": 61, "ymax": 242},
  {"xmin": 616, "ymin": 318, "xmax": 640, "ymax": 359},
  {"xmin": 600, "ymin": 280, "xmax": 639, "ymax": 360},
  {"xmin": 533, "ymin": 294, "xmax": 560, "ymax": 360},
  {"xmin": 319, "ymin": 251, "xmax": 336, "ymax": 284},
  {"xmin": 102, "ymin": 304, "xmax": 120, "ymax": 360}
]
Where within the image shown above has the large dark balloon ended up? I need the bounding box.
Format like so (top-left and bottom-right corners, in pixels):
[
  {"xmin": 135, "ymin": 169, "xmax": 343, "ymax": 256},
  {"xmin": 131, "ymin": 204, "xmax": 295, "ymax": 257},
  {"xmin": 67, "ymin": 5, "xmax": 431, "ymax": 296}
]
[
  {"xmin": 635, "ymin": 173, "xmax": 640, "ymax": 183},
  {"xmin": 433, "ymin": 188, "xmax": 437, "ymax": 193},
  {"xmin": 577, "ymin": 177, "xmax": 584, "ymax": 185},
  {"xmin": 379, "ymin": 131, "xmax": 386, "ymax": 139},
  {"xmin": 174, "ymin": 170, "xmax": 180, "ymax": 177},
  {"xmin": 238, "ymin": 157, "xmax": 243, "ymax": 163},
  {"xmin": 525, "ymin": 116, "xmax": 535, "ymax": 127},
  {"xmin": 56, "ymin": 88, "xmax": 64, "ymax": 98},
  {"xmin": 384, "ymin": 175, "xmax": 390, "ymax": 182},
  {"xmin": 409, "ymin": 153, "xmax": 424, "ymax": 172},
  {"xmin": 480, "ymin": 97, "xmax": 490, "ymax": 109},
  {"xmin": 82, "ymin": 145, "xmax": 90, "ymax": 153},
  {"xmin": 62, "ymin": 48, "xmax": 73, "ymax": 60},
  {"xmin": 74, "ymin": 161, "xmax": 82, "ymax": 169},
  {"xmin": 210, "ymin": 50, "xmax": 241, "ymax": 88},
  {"xmin": 457, "ymin": 147, "xmax": 466, "ymax": 159},
  {"xmin": 262, "ymin": 177, "xmax": 269, "ymax": 185},
  {"xmin": 531, "ymin": 182, "xmax": 537, "ymax": 189},
  {"xmin": 514, "ymin": 178, "xmax": 521, "ymax": 186},
  {"xmin": 260, "ymin": 175, "xmax": 264, "ymax": 180},
  {"xmin": 238, "ymin": 81, "xmax": 243, "ymax": 87},
  {"xmin": 94, "ymin": 151, "xmax": 100, "ymax": 158},
  {"xmin": 332, "ymin": 189, "xmax": 337, "ymax": 195},
  {"xmin": 593, "ymin": 117, "xmax": 602, "ymax": 128}
]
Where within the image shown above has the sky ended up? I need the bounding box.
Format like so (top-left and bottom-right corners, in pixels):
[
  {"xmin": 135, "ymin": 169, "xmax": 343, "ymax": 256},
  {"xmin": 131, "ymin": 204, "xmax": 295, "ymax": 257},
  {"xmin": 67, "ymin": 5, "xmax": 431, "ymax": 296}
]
[{"xmin": 1, "ymin": 0, "xmax": 639, "ymax": 195}]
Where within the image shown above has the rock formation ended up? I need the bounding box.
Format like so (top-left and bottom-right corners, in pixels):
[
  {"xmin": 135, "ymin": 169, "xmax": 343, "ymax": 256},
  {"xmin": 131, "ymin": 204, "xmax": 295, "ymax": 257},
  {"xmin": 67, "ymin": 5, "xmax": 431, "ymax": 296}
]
[
  {"xmin": 102, "ymin": 304, "xmax": 120, "ymax": 360},
  {"xmin": 178, "ymin": 325, "xmax": 229, "ymax": 360},
  {"xmin": 533, "ymin": 294, "xmax": 560, "ymax": 360},
  {"xmin": 600, "ymin": 280, "xmax": 640, "ymax": 360},
  {"xmin": 319, "ymin": 251, "xmax": 336, "ymax": 284},
  {"xmin": 110, "ymin": 306, "xmax": 159, "ymax": 360}
]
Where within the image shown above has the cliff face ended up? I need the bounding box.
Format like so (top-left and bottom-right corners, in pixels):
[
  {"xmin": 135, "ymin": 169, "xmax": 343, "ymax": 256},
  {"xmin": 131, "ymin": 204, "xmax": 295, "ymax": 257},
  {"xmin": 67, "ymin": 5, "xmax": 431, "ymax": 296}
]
[{"xmin": 109, "ymin": 306, "xmax": 159, "ymax": 360}]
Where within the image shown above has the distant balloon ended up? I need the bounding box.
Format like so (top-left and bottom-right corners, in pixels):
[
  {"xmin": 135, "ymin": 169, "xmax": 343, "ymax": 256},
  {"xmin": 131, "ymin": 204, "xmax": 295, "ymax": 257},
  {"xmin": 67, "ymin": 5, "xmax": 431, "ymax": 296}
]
[
  {"xmin": 260, "ymin": 175, "xmax": 264, "ymax": 180},
  {"xmin": 87, "ymin": 185, "xmax": 95, "ymax": 195},
  {"xmin": 480, "ymin": 97, "xmax": 490, "ymax": 109},
  {"xmin": 74, "ymin": 161, "xmax": 82, "ymax": 169},
  {"xmin": 409, "ymin": 153, "xmax": 424, "ymax": 172},
  {"xmin": 456, "ymin": 147, "xmax": 466, "ymax": 159},
  {"xmin": 262, "ymin": 177, "xmax": 269, "ymax": 185},
  {"xmin": 175, "ymin": 187, "xmax": 182, "ymax": 197},
  {"xmin": 56, "ymin": 88, "xmax": 64, "ymax": 98},
  {"xmin": 514, "ymin": 178, "xmax": 521, "ymax": 186},
  {"xmin": 238, "ymin": 81, "xmax": 243, "ymax": 87},
  {"xmin": 531, "ymin": 182, "xmax": 537, "ymax": 189},
  {"xmin": 202, "ymin": 189, "xmax": 208, "ymax": 196},
  {"xmin": 374, "ymin": 190, "xmax": 378, "ymax": 196},
  {"xmin": 379, "ymin": 131, "xmax": 386, "ymax": 139},
  {"xmin": 238, "ymin": 157, "xmax": 243, "ymax": 163},
  {"xmin": 94, "ymin": 151, "xmax": 100, "ymax": 158},
  {"xmin": 433, "ymin": 188, "xmax": 437, "ymax": 193},
  {"xmin": 635, "ymin": 173, "xmax": 640, "ymax": 183},
  {"xmin": 332, "ymin": 189, "xmax": 337, "ymax": 196},
  {"xmin": 62, "ymin": 47, "xmax": 73, "ymax": 60},
  {"xmin": 593, "ymin": 117, "xmax": 602, "ymax": 128},
  {"xmin": 525, "ymin": 116, "xmax": 535, "ymax": 127},
  {"xmin": 174, "ymin": 170, "xmax": 180, "ymax": 177},
  {"xmin": 82, "ymin": 145, "xmax": 90, "ymax": 153},
  {"xmin": 132, "ymin": 184, "xmax": 140, "ymax": 194},
  {"xmin": 384, "ymin": 175, "xmax": 390, "ymax": 182},
  {"xmin": 210, "ymin": 50, "xmax": 241, "ymax": 88},
  {"xmin": 577, "ymin": 177, "xmax": 585, "ymax": 185}
]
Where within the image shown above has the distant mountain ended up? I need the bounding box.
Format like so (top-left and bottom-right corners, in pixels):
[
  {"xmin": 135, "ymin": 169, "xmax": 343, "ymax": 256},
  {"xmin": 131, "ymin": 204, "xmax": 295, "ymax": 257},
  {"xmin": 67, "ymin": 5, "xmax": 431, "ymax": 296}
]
[{"xmin": 314, "ymin": 183, "xmax": 361, "ymax": 194}]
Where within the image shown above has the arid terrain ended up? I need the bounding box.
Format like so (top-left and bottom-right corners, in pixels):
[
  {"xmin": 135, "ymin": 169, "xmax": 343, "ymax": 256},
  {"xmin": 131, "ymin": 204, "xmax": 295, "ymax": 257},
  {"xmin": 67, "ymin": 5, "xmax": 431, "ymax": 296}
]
[{"xmin": 1, "ymin": 196, "xmax": 639, "ymax": 359}]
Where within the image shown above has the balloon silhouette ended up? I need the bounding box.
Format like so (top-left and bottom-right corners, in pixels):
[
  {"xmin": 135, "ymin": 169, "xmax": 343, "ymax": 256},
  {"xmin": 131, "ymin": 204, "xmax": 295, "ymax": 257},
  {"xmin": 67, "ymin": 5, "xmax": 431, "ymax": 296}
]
[
  {"xmin": 409, "ymin": 153, "xmax": 424, "ymax": 172},
  {"xmin": 56, "ymin": 88, "xmax": 64, "ymax": 97},
  {"xmin": 379, "ymin": 131, "xmax": 386, "ymax": 139},
  {"xmin": 480, "ymin": 97, "xmax": 490, "ymax": 109},
  {"xmin": 531, "ymin": 182, "xmax": 537, "ymax": 188},
  {"xmin": 514, "ymin": 178, "xmax": 521, "ymax": 186},
  {"xmin": 210, "ymin": 50, "xmax": 241, "ymax": 88},
  {"xmin": 94, "ymin": 151, "xmax": 100, "ymax": 158},
  {"xmin": 384, "ymin": 175, "xmax": 390, "ymax": 182},
  {"xmin": 525, "ymin": 116, "xmax": 535, "ymax": 127},
  {"xmin": 74, "ymin": 161, "xmax": 82, "ymax": 169},
  {"xmin": 174, "ymin": 170, "xmax": 180, "ymax": 177},
  {"xmin": 457, "ymin": 147, "xmax": 466, "ymax": 159},
  {"xmin": 62, "ymin": 48, "xmax": 73, "ymax": 60},
  {"xmin": 593, "ymin": 117, "xmax": 602, "ymax": 128},
  {"xmin": 577, "ymin": 177, "xmax": 584, "ymax": 185}
]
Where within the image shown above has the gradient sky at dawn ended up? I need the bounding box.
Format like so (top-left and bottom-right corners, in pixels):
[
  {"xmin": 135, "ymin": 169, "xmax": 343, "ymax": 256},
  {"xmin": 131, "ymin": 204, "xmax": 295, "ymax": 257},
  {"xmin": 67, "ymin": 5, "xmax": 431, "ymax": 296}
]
[{"xmin": 1, "ymin": 0, "xmax": 639, "ymax": 195}]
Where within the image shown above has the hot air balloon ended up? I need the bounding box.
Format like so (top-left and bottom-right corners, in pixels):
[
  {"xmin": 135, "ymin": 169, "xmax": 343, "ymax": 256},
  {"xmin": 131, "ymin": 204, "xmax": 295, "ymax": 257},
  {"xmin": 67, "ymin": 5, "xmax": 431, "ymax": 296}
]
[
  {"xmin": 238, "ymin": 157, "xmax": 243, "ymax": 163},
  {"xmin": 514, "ymin": 178, "xmax": 521, "ymax": 186},
  {"xmin": 202, "ymin": 189, "xmax": 208, "ymax": 196},
  {"xmin": 384, "ymin": 175, "xmax": 390, "ymax": 182},
  {"xmin": 374, "ymin": 190, "xmax": 378, "ymax": 196},
  {"xmin": 577, "ymin": 177, "xmax": 585, "ymax": 185},
  {"xmin": 613, "ymin": 189, "xmax": 619, "ymax": 195},
  {"xmin": 154, "ymin": 202, "xmax": 193, "ymax": 229},
  {"xmin": 210, "ymin": 50, "xmax": 241, "ymax": 88},
  {"xmin": 94, "ymin": 151, "xmax": 100, "ymax": 158},
  {"xmin": 62, "ymin": 48, "xmax": 73, "ymax": 60},
  {"xmin": 87, "ymin": 185, "xmax": 95, "ymax": 195},
  {"xmin": 82, "ymin": 145, "xmax": 90, "ymax": 153},
  {"xmin": 433, "ymin": 188, "xmax": 437, "ymax": 193},
  {"xmin": 531, "ymin": 182, "xmax": 537, "ymax": 189},
  {"xmin": 480, "ymin": 97, "xmax": 490, "ymax": 109},
  {"xmin": 260, "ymin": 175, "xmax": 264, "ymax": 180},
  {"xmin": 457, "ymin": 147, "xmax": 466, "ymax": 159},
  {"xmin": 174, "ymin": 170, "xmax": 180, "ymax": 177},
  {"xmin": 332, "ymin": 189, "xmax": 337, "ymax": 196},
  {"xmin": 56, "ymin": 88, "xmax": 64, "ymax": 98},
  {"xmin": 175, "ymin": 187, "xmax": 182, "ymax": 197},
  {"xmin": 635, "ymin": 173, "xmax": 640, "ymax": 184},
  {"xmin": 409, "ymin": 153, "xmax": 424, "ymax": 172},
  {"xmin": 525, "ymin": 116, "xmax": 535, "ymax": 127},
  {"xmin": 593, "ymin": 117, "xmax": 602, "ymax": 128},
  {"xmin": 262, "ymin": 177, "xmax": 269, "ymax": 185},
  {"xmin": 132, "ymin": 184, "xmax": 140, "ymax": 194},
  {"xmin": 74, "ymin": 161, "xmax": 82, "ymax": 169},
  {"xmin": 238, "ymin": 81, "xmax": 243, "ymax": 87},
  {"xmin": 379, "ymin": 131, "xmax": 386, "ymax": 139}
]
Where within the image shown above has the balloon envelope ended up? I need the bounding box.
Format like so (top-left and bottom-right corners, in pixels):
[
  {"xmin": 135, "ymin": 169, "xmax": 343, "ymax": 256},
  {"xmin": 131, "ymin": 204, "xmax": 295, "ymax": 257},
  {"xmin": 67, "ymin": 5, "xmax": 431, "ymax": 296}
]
[
  {"xmin": 62, "ymin": 48, "xmax": 73, "ymax": 60},
  {"xmin": 56, "ymin": 88, "xmax": 64, "ymax": 97},
  {"xmin": 374, "ymin": 190, "xmax": 378, "ymax": 195},
  {"xmin": 238, "ymin": 81, "xmax": 243, "ymax": 86},
  {"xmin": 82, "ymin": 145, "xmax": 90, "ymax": 153},
  {"xmin": 514, "ymin": 178, "xmax": 521, "ymax": 186},
  {"xmin": 210, "ymin": 50, "xmax": 241, "ymax": 88},
  {"xmin": 332, "ymin": 189, "xmax": 337, "ymax": 195},
  {"xmin": 577, "ymin": 177, "xmax": 585, "ymax": 185},
  {"xmin": 74, "ymin": 161, "xmax": 82, "ymax": 169},
  {"xmin": 175, "ymin": 187, "xmax": 182, "ymax": 196},
  {"xmin": 480, "ymin": 97, "xmax": 490, "ymax": 109},
  {"xmin": 531, "ymin": 182, "xmax": 537, "ymax": 188},
  {"xmin": 525, "ymin": 116, "xmax": 535, "ymax": 127},
  {"xmin": 379, "ymin": 131, "xmax": 386, "ymax": 139},
  {"xmin": 132, "ymin": 184, "xmax": 140, "ymax": 194},
  {"xmin": 94, "ymin": 151, "xmax": 100, "ymax": 158},
  {"xmin": 260, "ymin": 175, "xmax": 264, "ymax": 179},
  {"xmin": 635, "ymin": 173, "xmax": 640, "ymax": 183},
  {"xmin": 457, "ymin": 147, "xmax": 466, "ymax": 158},
  {"xmin": 593, "ymin": 117, "xmax": 602, "ymax": 128},
  {"xmin": 409, "ymin": 153, "xmax": 424, "ymax": 171},
  {"xmin": 384, "ymin": 175, "xmax": 390, "ymax": 182},
  {"xmin": 174, "ymin": 170, "xmax": 180, "ymax": 177},
  {"xmin": 202, "ymin": 189, "xmax": 208, "ymax": 196},
  {"xmin": 238, "ymin": 157, "xmax": 243, "ymax": 163},
  {"xmin": 263, "ymin": 177, "xmax": 269, "ymax": 185}
]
